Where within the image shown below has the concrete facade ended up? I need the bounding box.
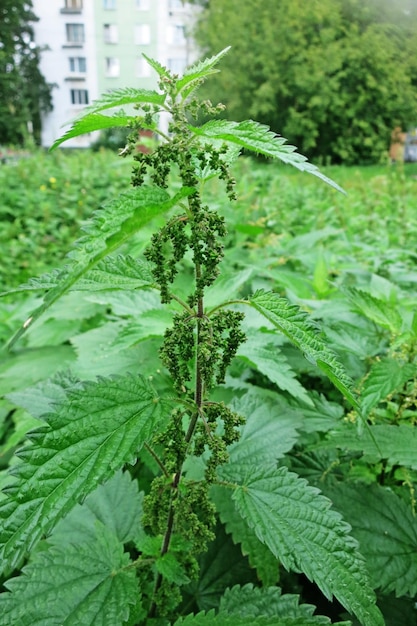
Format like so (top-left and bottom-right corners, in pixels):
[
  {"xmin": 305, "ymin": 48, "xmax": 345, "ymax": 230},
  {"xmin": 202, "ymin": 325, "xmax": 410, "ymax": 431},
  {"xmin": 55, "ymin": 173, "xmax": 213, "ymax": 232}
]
[{"xmin": 32, "ymin": 0, "xmax": 197, "ymax": 147}]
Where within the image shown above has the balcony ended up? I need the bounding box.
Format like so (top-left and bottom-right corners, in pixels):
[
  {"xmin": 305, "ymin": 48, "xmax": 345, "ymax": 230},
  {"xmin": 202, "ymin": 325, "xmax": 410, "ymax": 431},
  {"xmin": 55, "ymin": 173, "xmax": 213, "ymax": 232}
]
[{"xmin": 61, "ymin": 0, "xmax": 83, "ymax": 13}]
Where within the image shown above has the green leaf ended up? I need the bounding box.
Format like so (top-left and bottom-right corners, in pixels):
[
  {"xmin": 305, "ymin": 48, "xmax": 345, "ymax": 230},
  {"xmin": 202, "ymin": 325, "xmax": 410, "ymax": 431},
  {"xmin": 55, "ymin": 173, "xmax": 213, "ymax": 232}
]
[
  {"xmin": 174, "ymin": 610, "xmax": 349, "ymax": 625},
  {"xmin": 236, "ymin": 336, "xmax": 312, "ymax": 405},
  {"xmin": 182, "ymin": 522, "xmax": 259, "ymax": 611},
  {"xmin": 176, "ymin": 47, "xmax": 231, "ymax": 98},
  {"xmin": 49, "ymin": 470, "xmax": 144, "ymax": 547},
  {"xmin": 81, "ymin": 86, "xmax": 166, "ymax": 114},
  {"xmin": 324, "ymin": 483, "xmax": 417, "ymax": 597},
  {"xmin": 50, "ymin": 113, "xmax": 138, "ymax": 150},
  {"xmin": 7, "ymin": 186, "xmax": 193, "ymax": 348},
  {"xmin": 360, "ymin": 358, "xmax": 415, "ymax": 416},
  {"xmin": 229, "ymin": 388, "xmax": 303, "ymax": 465},
  {"xmin": 347, "ymin": 288, "xmax": 403, "ymax": 333},
  {"xmin": 6, "ymin": 374, "xmax": 79, "ymax": 419},
  {"xmin": 113, "ymin": 309, "xmax": 174, "ymax": 349},
  {"xmin": 220, "ymin": 584, "xmax": 332, "ymax": 623},
  {"xmin": 319, "ymin": 423, "xmax": 417, "ymax": 470},
  {"xmin": 216, "ymin": 463, "xmax": 384, "ymax": 626},
  {"xmin": 156, "ymin": 552, "xmax": 191, "ymax": 585},
  {"xmin": 248, "ymin": 290, "xmax": 358, "ymax": 409},
  {"xmin": 73, "ymin": 255, "xmax": 155, "ymax": 291},
  {"xmin": 189, "ymin": 120, "xmax": 345, "ymax": 193},
  {"xmin": 1, "ymin": 255, "xmax": 155, "ymax": 295},
  {"xmin": 288, "ymin": 392, "xmax": 344, "ymax": 433},
  {"xmin": 142, "ymin": 53, "xmax": 171, "ymax": 79},
  {"xmin": 0, "ymin": 374, "xmax": 172, "ymax": 577},
  {"xmin": 71, "ymin": 326, "xmax": 164, "ymax": 381},
  {"xmin": 204, "ymin": 268, "xmax": 253, "ymax": 307},
  {"xmin": 2, "ymin": 376, "xmax": 80, "ymax": 454},
  {"xmin": 211, "ymin": 485, "xmax": 279, "ymax": 587},
  {"xmin": 0, "ymin": 345, "xmax": 76, "ymax": 395},
  {"xmin": 0, "ymin": 528, "xmax": 138, "ymax": 626}
]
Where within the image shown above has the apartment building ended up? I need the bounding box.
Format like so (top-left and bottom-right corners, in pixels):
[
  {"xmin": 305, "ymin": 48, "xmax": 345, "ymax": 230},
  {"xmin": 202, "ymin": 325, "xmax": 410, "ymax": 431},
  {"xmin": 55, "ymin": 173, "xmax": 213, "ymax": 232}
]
[{"xmin": 32, "ymin": 0, "xmax": 196, "ymax": 147}]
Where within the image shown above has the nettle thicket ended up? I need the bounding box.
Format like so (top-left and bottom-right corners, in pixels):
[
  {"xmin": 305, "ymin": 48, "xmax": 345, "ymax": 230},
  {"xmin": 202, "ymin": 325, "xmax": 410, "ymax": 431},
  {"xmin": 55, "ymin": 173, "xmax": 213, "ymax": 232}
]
[{"xmin": 0, "ymin": 49, "xmax": 390, "ymax": 625}]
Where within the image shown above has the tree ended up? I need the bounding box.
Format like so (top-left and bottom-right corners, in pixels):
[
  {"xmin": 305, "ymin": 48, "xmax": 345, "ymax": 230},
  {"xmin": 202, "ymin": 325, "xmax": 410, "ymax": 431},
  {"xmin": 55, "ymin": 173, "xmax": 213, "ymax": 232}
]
[
  {"xmin": 0, "ymin": 0, "xmax": 52, "ymax": 146},
  {"xmin": 191, "ymin": 0, "xmax": 417, "ymax": 164}
]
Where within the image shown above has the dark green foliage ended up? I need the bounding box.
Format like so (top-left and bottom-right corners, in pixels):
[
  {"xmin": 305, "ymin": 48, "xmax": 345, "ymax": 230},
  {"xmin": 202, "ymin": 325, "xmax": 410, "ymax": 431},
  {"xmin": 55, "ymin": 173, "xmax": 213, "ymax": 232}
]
[
  {"xmin": 0, "ymin": 0, "xmax": 52, "ymax": 145},
  {"xmin": 192, "ymin": 0, "xmax": 417, "ymax": 164}
]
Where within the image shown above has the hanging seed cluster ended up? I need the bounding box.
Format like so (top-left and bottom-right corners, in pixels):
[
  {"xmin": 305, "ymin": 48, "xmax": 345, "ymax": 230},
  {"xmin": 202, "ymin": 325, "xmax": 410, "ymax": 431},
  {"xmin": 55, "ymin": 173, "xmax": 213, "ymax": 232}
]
[{"xmin": 127, "ymin": 74, "xmax": 247, "ymax": 619}]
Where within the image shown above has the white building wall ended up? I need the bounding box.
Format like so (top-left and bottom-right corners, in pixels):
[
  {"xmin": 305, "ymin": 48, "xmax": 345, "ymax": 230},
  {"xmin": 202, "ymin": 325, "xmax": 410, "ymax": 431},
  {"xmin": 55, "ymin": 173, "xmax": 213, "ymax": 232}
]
[
  {"xmin": 32, "ymin": 0, "xmax": 197, "ymax": 148},
  {"xmin": 33, "ymin": 0, "xmax": 99, "ymax": 147}
]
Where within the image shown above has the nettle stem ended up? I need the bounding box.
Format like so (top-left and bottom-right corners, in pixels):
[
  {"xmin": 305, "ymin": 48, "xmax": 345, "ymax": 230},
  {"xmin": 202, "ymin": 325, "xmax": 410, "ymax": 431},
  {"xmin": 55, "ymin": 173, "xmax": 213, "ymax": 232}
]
[
  {"xmin": 148, "ymin": 194, "xmax": 209, "ymax": 617},
  {"xmin": 141, "ymin": 105, "xmax": 245, "ymax": 618}
]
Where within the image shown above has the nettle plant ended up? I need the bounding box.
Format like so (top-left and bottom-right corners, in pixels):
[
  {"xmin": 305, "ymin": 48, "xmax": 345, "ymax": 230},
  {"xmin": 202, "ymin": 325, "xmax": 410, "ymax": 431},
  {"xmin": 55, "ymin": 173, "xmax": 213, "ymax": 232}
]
[{"xmin": 0, "ymin": 49, "xmax": 385, "ymax": 625}]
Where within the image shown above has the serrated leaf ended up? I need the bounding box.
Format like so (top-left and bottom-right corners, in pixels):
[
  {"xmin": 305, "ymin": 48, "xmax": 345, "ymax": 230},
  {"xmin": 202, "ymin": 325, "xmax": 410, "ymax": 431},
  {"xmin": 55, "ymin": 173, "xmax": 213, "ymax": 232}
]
[
  {"xmin": 347, "ymin": 288, "xmax": 403, "ymax": 333},
  {"xmin": 216, "ymin": 463, "xmax": 384, "ymax": 626},
  {"xmin": 71, "ymin": 325, "xmax": 163, "ymax": 381},
  {"xmin": 0, "ymin": 408, "xmax": 39, "ymax": 459},
  {"xmin": 176, "ymin": 47, "xmax": 231, "ymax": 98},
  {"xmin": 51, "ymin": 113, "xmax": 138, "ymax": 149},
  {"xmin": 220, "ymin": 584, "xmax": 330, "ymax": 623},
  {"xmin": 174, "ymin": 610, "xmax": 348, "ymax": 625},
  {"xmin": 360, "ymin": 358, "xmax": 415, "ymax": 416},
  {"xmin": 49, "ymin": 470, "xmax": 144, "ymax": 547},
  {"xmin": 0, "ymin": 374, "xmax": 173, "ymax": 576},
  {"xmin": 51, "ymin": 87, "xmax": 166, "ymax": 146},
  {"xmin": 0, "ymin": 528, "xmax": 138, "ymax": 626},
  {"xmin": 236, "ymin": 337, "xmax": 312, "ymax": 405},
  {"xmin": 182, "ymin": 522, "xmax": 259, "ymax": 611},
  {"xmin": 113, "ymin": 309, "xmax": 173, "ymax": 349},
  {"xmin": 1, "ymin": 256, "xmax": 155, "ymax": 296},
  {"xmin": 87, "ymin": 288, "xmax": 162, "ymax": 316},
  {"xmin": 210, "ymin": 487, "xmax": 280, "ymax": 587},
  {"xmin": 6, "ymin": 374, "xmax": 80, "ymax": 419},
  {"xmin": 228, "ymin": 388, "xmax": 303, "ymax": 466},
  {"xmin": 76, "ymin": 255, "xmax": 155, "ymax": 290},
  {"xmin": 288, "ymin": 449, "xmax": 341, "ymax": 486},
  {"xmin": 142, "ymin": 53, "xmax": 171, "ymax": 79},
  {"xmin": 324, "ymin": 483, "xmax": 417, "ymax": 597},
  {"xmin": 324, "ymin": 321, "xmax": 383, "ymax": 360},
  {"xmin": 248, "ymin": 291, "xmax": 358, "ymax": 409},
  {"xmin": 7, "ymin": 186, "xmax": 193, "ymax": 348},
  {"xmin": 288, "ymin": 392, "xmax": 344, "ymax": 433},
  {"xmin": 189, "ymin": 120, "xmax": 345, "ymax": 192},
  {"xmin": 156, "ymin": 552, "xmax": 191, "ymax": 585},
  {"xmin": 320, "ymin": 423, "xmax": 417, "ymax": 470}
]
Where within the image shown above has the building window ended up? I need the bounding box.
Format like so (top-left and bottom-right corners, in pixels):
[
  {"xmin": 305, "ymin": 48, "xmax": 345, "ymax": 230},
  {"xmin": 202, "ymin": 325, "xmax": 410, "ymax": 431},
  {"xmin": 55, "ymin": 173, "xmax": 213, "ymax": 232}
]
[
  {"xmin": 135, "ymin": 24, "xmax": 151, "ymax": 45},
  {"xmin": 169, "ymin": 0, "xmax": 184, "ymax": 9},
  {"xmin": 167, "ymin": 24, "xmax": 186, "ymax": 45},
  {"xmin": 70, "ymin": 89, "xmax": 89, "ymax": 105},
  {"xmin": 103, "ymin": 0, "xmax": 116, "ymax": 9},
  {"xmin": 66, "ymin": 23, "xmax": 85, "ymax": 43},
  {"xmin": 137, "ymin": 57, "xmax": 151, "ymax": 77},
  {"xmin": 105, "ymin": 57, "xmax": 120, "ymax": 77},
  {"xmin": 69, "ymin": 56, "xmax": 86, "ymax": 72},
  {"xmin": 167, "ymin": 58, "xmax": 187, "ymax": 74},
  {"xmin": 135, "ymin": 0, "xmax": 150, "ymax": 9},
  {"xmin": 103, "ymin": 23, "xmax": 118, "ymax": 44},
  {"xmin": 65, "ymin": 0, "xmax": 83, "ymax": 9}
]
